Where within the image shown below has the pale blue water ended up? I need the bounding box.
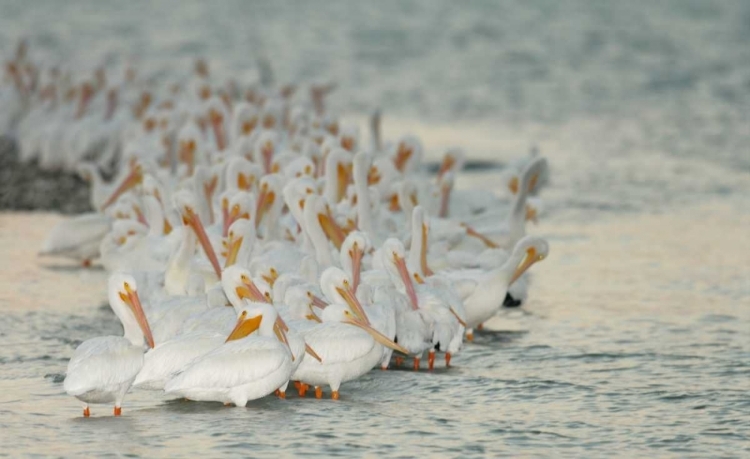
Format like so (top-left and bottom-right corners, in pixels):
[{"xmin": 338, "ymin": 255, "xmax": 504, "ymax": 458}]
[{"xmin": 0, "ymin": 1, "xmax": 748, "ymax": 457}]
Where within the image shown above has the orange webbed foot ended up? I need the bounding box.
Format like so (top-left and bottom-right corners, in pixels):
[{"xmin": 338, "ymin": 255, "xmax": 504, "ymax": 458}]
[
  {"xmin": 331, "ymin": 391, "xmax": 339, "ymax": 400},
  {"xmin": 315, "ymin": 386, "xmax": 323, "ymax": 399},
  {"xmin": 446, "ymin": 352, "xmax": 452, "ymax": 367},
  {"xmin": 413, "ymin": 357, "xmax": 420, "ymax": 371},
  {"xmin": 83, "ymin": 407, "xmax": 90, "ymax": 417},
  {"xmin": 428, "ymin": 351, "xmax": 435, "ymax": 371},
  {"xmin": 113, "ymin": 406, "xmax": 121, "ymax": 416}
]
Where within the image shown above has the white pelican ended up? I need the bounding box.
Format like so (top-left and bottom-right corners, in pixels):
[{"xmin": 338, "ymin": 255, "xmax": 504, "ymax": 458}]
[
  {"xmin": 375, "ymin": 238, "xmax": 433, "ymax": 370},
  {"xmin": 64, "ymin": 273, "xmax": 155, "ymax": 417},
  {"xmin": 292, "ymin": 267, "xmax": 408, "ymax": 399},
  {"xmin": 446, "ymin": 235, "xmax": 549, "ymax": 335},
  {"xmin": 164, "ymin": 302, "xmax": 293, "ymax": 406}
]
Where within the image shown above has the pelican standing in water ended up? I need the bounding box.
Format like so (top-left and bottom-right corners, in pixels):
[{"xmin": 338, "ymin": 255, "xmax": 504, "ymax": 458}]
[
  {"xmin": 64, "ymin": 273, "xmax": 155, "ymax": 417},
  {"xmin": 164, "ymin": 302, "xmax": 293, "ymax": 407}
]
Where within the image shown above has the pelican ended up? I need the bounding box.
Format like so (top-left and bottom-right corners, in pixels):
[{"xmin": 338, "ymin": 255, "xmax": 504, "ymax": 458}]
[
  {"xmin": 444, "ymin": 236, "xmax": 549, "ymax": 336},
  {"xmin": 164, "ymin": 302, "xmax": 293, "ymax": 406},
  {"xmin": 292, "ymin": 267, "xmax": 408, "ymax": 399},
  {"xmin": 64, "ymin": 273, "xmax": 155, "ymax": 417}
]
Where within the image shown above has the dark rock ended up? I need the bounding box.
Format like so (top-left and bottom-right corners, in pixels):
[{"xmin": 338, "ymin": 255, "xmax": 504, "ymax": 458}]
[{"xmin": 0, "ymin": 136, "xmax": 93, "ymax": 214}]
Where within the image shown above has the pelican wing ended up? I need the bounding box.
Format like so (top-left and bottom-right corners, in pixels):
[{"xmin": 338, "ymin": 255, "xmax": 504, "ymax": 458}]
[
  {"xmin": 165, "ymin": 338, "xmax": 287, "ymax": 392},
  {"xmin": 440, "ymin": 269, "xmax": 482, "ymax": 300},
  {"xmin": 301, "ymin": 323, "xmax": 377, "ymax": 365},
  {"xmin": 134, "ymin": 332, "xmax": 224, "ymax": 389},
  {"xmin": 64, "ymin": 336, "xmax": 143, "ymax": 396}
]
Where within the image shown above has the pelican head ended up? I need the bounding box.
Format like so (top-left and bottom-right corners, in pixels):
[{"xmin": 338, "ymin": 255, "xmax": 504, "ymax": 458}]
[
  {"xmin": 221, "ymin": 190, "xmax": 253, "ymax": 237},
  {"xmin": 226, "ymin": 302, "xmax": 268, "ymax": 342},
  {"xmin": 225, "ymin": 156, "xmax": 262, "ymax": 193},
  {"xmin": 508, "ymin": 236, "xmax": 549, "ymax": 285},
  {"xmin": 108, "ymin": 273, "xmax": 154, "ymax": 348},
  {"xmin": 222, "ymin": 265, "xmax": 268, "ymax": 309},
  {"xmin": 255, "ymin": 174, "xmax": 283, "ymax": 230},
  {"xmin": 254, "ymin": 129, "xmax": 280, "ymax": 173},
  {"xmin": 176, "ymin": 123, "xmax": 203, "ymax": 176},
  {"xmin": 338, "ymin": 124, "xmax": 360, "ymax": 152},
  {"xmin": 381, "ymin": 238, "xmax": 419, "ymax": 310},
  {"xmin": 101, "ymin": 162, "xmax": 144, "ymax": 211},
  {"xmin": 173, "ymin": 190, "xmax": 221, "ymax": 279},
  {"xmin": 437, "ymin": 147, "xmax": 465, "ymax": 179},
  {"xmin": 340, "ymin": 231, "xmax": 370, "ymax": 293},
  {"xmin": 231, "ymin": 102, "xmax": 259, "ymax": 139},
  {"xmin": 391, "ymin": 135, "xmax": 423, "ymax": 174},
  {"xmin": 320, "ymin": 267, "xmax": 370, "ymax": 325},
  {"xmin": 223, "ymin": 218, "xmax": 254, "ymax": 268},
  {"xmin": 283, "ymin": 177, "xmax": 317, "ymax": 221},
  {"xmin": 204, "ymin": 96, "xmax": 228, "ymax": 151}
]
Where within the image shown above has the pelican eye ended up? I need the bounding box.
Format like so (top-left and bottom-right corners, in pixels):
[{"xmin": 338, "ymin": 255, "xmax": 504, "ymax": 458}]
[
  {"xmin": 240, "ymin": 311, "xmax": 247, "ymax": 318},
  {"xmin": 343, "ymin": 280, "xmax": 349, "ymax": 286}
]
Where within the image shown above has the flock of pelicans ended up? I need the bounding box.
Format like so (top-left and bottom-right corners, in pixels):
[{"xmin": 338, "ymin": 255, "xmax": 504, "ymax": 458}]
[{"xmin": 3, "ymin": 43, "xmax": 550, "ymax": 416}]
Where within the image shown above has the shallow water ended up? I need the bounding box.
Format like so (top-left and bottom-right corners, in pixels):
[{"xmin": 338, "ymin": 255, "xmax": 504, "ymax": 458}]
[
  {"xmin": 2, "ymin": 202, "xmax": 749, "ymax": 458},
  {"xmin": 2, "ymin": 1, "xmax": 750, "ymax": 457}
]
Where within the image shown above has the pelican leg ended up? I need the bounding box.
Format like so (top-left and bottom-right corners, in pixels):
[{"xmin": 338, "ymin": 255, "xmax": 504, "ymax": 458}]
[
  {"xmin": 331, "ymin": 391, "xmax": 340, "ymax": 400},
  {"xmin": 83, "ymin": 406, "xmax": 90, "ymax": 417},
  {"xmin": 466, "ymin": 329, "xmax": 474, "ymax": 341},
  {"xmin": 476, "ymin": 323, "xmax": 483, "ymax": 330},
  {"xmin": 395, "ymin": 356, "xmax": 404, "ymax": 367},
  {"xmin": 428, "ymin": 350, "xmax": 435, "ymax": 371},
  {"xmin": 446, "ymin": 352, "xmax": 452, "ymax": 367},
  {"xmin": 113, "ymin": 406, "xmax": 121, "ymax": 416},
  {"xmin": 82, "ymin": 259, "xmax": 92, "ymax": 268},
  {"xmin": 298, "ymin": 383, "xmax": 309, "ymax": 397},
  {"xmin": 413, "ymin": 356, "xmax": 420, "ymax": 371},
  {"xmin": 315, "ymin": 386, "xmax": 323, "ymax": 399}
]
